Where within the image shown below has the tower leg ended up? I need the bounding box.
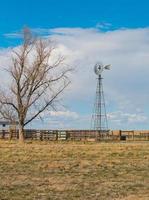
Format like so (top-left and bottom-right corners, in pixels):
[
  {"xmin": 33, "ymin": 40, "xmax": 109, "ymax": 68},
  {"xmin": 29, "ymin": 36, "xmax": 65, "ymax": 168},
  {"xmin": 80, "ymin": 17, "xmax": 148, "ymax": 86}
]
[{"xmin": 91, "ymin": 74, "xmax": 108, "ymax": 136}]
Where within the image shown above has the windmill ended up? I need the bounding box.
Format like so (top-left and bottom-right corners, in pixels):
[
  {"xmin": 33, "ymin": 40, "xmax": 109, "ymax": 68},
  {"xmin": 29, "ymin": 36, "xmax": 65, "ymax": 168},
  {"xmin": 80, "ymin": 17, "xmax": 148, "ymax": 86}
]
[{"xmin": 91, "ymin": 62, "xmax": 111, "ymax": 138}]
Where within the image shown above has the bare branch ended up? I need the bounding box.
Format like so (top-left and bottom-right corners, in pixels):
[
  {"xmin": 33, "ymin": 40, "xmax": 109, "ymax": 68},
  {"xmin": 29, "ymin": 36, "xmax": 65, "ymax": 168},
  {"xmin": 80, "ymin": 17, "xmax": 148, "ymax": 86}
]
[
  {"xmin": 24, "ymin": 81, "xmax": 70, "ymax": 126},
  {"xmin": 0, "ymin": 27, "xmax": 72, "ymax": 141}
]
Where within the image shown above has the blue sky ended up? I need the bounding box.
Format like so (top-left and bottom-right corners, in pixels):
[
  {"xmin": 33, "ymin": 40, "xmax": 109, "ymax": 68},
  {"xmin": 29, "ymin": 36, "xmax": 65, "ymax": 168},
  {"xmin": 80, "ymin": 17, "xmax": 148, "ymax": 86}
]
[
  {"xmin": 0, "ymin": 0, "xmax": 149, "ymax": 44},
  {"xmin": 1, "ymin": 0, "xmax": 149, "ymax": 130}
]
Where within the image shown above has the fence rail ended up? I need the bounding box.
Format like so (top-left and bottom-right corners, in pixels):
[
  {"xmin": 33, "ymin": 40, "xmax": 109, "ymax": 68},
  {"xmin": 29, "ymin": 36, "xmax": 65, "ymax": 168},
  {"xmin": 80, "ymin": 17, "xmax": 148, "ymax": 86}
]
[{"xmin": 0, "ymin": 129, "xmax": 149, "ymax": 141}]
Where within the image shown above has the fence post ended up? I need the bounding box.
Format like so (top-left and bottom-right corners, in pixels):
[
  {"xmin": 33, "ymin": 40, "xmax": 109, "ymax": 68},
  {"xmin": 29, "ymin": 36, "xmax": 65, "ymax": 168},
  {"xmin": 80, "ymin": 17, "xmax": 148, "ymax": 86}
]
[
  {"xmin": 56, "ymin": 131, "xmax": 58, "ymax": 141},
  {"xmin": 2, "ymin": 130, "xmax": 5, "ymax": 139},
  {"xmin": 40, "ymin": 131, "xmax": 43, "ymax": 141},
  {"xmin": 119, "ymin": 130, "xmax": 121, "ymax": 140},
  {"xmin": 9, "ymin": 129, "xmax": 13, "ymax": 140},
  {"xmin": 66, "ymin": 131, "xmax": 70, "ymax": 140},
  {"xmin": 132, "ymin": 131, "xmax": 134, "ymax": 140}
]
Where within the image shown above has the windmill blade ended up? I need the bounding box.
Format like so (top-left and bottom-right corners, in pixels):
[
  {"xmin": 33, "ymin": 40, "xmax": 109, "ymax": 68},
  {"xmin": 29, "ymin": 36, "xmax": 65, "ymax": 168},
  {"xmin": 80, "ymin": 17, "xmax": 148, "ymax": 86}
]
[
  {"xmin": 104, "ymin": 64, "xmax": 111, "ymax": 70},
  {"xmin": 94, "ymin": 62, "xmax": 103, "ymax": 75}
]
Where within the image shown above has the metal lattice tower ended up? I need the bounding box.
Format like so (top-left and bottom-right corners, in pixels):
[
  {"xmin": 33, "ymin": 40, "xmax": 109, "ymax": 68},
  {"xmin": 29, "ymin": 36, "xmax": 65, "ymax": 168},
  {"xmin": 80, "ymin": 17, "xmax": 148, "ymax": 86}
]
[{"xmin": 91, "ymin": 62, "xmax": 111, "ymax": 133}]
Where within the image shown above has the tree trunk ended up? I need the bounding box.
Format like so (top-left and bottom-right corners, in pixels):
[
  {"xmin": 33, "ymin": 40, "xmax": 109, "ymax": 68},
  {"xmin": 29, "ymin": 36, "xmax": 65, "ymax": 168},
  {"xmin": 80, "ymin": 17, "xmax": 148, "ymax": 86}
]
[{"xmin": 19, "ymin": 124, "xmax": 25, "ymax": 142}]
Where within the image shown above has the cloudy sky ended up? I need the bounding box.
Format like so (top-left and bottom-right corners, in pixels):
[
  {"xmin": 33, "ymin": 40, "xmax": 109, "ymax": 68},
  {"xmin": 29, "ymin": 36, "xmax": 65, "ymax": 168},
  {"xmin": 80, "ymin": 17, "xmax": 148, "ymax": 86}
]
[{"xmin": 0, "ymin": 0, "xmax": 149, "ymax": 130}]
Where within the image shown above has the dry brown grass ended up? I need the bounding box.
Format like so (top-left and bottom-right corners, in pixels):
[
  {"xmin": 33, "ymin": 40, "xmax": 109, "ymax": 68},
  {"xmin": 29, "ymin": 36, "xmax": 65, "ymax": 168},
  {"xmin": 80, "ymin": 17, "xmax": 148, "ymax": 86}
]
[{"xmin": 0, "ymin": 140, "xmax": 149, "ymax": 200}]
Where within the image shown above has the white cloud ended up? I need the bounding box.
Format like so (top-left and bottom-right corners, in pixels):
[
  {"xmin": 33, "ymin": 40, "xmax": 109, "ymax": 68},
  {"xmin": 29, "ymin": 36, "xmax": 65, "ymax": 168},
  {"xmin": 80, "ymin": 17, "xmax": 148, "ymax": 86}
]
[
  {"xmin": 28, "ymin": 110, "xmax": 86, "ymax": 130},
  {"xmin": 49, "ymin": 110, "xmax": 79, "ymax": 119},
  {"xmin": 108, "ymin": 111, "xmax": 148, "ymax": 123},
  {"xmin": 107, "ymin": 111, "xmax": 148, "ymax": 130},
  {"xmin": 48, "ymin": 27, "xmax": 149, "ymax": 129},
  {"xmin": 1, "ymin": 27, "xmax": 149, "ymax": 129},
  {"xmin": 4, "ymin": 33, "xmax": 22, "ymax": 39},
  {"xmin": 96, "ymin": 22, "xmax": 112, "ymax": 29}
]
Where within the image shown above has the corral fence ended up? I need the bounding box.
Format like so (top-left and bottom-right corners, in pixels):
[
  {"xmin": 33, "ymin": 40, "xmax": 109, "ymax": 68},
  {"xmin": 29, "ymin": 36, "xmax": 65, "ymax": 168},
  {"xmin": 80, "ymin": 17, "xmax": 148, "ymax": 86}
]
[{"xmin": 0, "ymin": 129, "xmax": 149, "ymax": 141}]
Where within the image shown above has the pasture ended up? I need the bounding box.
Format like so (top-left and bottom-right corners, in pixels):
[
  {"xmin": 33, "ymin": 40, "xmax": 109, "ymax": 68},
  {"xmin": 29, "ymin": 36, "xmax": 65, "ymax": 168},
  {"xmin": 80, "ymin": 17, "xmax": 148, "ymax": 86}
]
[{"xmin": 0, "ymin": 140, "xmax": 148, "ymax": 200}]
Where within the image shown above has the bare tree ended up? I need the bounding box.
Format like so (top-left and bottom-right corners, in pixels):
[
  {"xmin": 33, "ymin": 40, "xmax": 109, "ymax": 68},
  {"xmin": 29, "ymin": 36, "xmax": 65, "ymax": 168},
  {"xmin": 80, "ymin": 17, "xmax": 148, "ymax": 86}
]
[{"xmin": 0, "ymin": 28, "xmax": 71, "ymax": 142}]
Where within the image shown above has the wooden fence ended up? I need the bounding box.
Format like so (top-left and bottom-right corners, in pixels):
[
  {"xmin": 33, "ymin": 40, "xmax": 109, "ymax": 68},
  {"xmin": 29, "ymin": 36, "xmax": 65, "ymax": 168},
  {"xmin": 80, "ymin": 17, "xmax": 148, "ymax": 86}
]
[{"xmin": 0, "ymin": 129, "xmax": 149, "ymax": 141}]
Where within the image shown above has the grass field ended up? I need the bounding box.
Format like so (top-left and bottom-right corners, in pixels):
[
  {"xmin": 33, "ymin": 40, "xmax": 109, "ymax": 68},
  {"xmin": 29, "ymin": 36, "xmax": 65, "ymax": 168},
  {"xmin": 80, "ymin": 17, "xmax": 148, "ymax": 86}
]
[{"xmin": 0, "ymin": 140, "xmax": 149, "ymax": 200}]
